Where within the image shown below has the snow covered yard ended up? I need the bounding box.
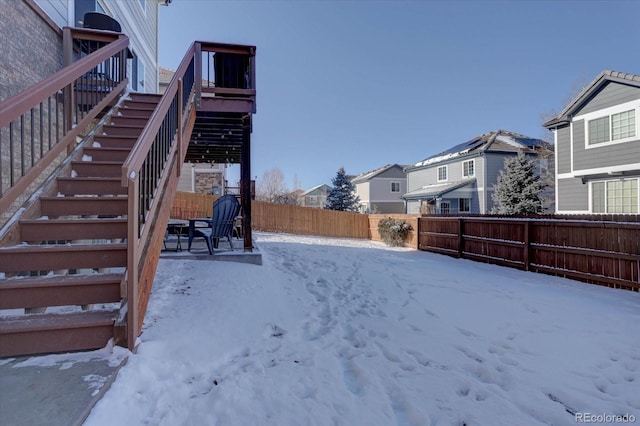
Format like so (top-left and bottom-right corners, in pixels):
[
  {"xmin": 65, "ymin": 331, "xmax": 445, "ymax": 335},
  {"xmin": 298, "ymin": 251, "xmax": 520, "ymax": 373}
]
[{"xmin": 85, "ymin": 232, "xmax": 640, "ymax": 426}]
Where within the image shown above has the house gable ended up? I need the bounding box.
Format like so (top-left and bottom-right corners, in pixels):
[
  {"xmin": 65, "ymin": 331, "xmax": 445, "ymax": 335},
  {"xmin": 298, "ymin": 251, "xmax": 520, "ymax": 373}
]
[
  {"xmin": 352, "ymin": 164, "xmax": 407, "ymax": 214},
  {"xmin": 545, "ymin": 70, "xmax": 640, "ymax": 214}
]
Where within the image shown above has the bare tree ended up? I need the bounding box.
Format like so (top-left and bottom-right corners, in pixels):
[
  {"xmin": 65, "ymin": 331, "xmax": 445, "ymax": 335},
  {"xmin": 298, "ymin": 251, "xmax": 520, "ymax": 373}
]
[
  {"xmin": 256, "ymin": 167, "xmax": 287, "ymax": 203},
  {"xmin": 538, "ymin": 76, "xmax": 592, "ymax": 213}
]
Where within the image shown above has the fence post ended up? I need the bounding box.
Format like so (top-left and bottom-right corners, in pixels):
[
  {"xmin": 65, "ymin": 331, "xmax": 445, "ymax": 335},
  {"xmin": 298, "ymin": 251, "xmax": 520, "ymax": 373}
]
[
  {"xmin": 523, "ymin": 220, "xmax": 530, "ymax": 271},
  {"xmin": 458, "ymin": 218, "xmax": 464, "ymax": 258}
]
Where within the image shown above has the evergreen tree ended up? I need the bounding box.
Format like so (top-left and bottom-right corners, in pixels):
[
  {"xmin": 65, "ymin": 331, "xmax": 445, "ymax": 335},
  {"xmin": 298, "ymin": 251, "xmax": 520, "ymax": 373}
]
[
  {"xmin": 491, "ymin": 151, "xmax": 545, "ymax": 215},
  {"xmin": 325, "ymin": 167, "xmax": 360, "ymax": 212}
]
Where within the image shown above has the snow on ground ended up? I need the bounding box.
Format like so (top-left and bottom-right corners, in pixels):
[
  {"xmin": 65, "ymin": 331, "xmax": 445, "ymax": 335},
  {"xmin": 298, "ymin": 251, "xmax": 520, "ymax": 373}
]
[{"xmin": 84, "ymin": 232, "xmax": 640, "ymax": 425}]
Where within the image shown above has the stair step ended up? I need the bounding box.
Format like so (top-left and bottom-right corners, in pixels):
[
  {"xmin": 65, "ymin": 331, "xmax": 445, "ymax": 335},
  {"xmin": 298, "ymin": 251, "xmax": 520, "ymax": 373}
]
[
  {"xmin": 82, "ymin": 147, "xmax": 131, "ymax": 162},
  {"xmin": 0, "ymin": 273, "xmax": 123, "ymax": 310},
  {"xmin": 128, "ymin": 92, "xmax": 162, "ymax": 102},
  {"xmin": 92, "ymin": 135, "xmax": 138, "ymax": 148},
  {"xmin": 0, "ymin": 310, "xmax": 118, "ymax": 357},
  {"xmin": 101, "ymin": 124, "xmax": 145, "ymax": 137},
  {"xmin": 0, "ymin": 243, "xmax": 127, "ymax": 274},
  {"xmin": 121, "ymin": 101, "xmax": 157, "ymax": 111},
  {"xmin": 71, "ymin": 161, "xmax": 123, "ymax": 177},
  {"xmin": 41, "ymin": 196, "xmax": 127, "ymax": 216},
  {"xmin": 20, "ymin": 218, "xmax": 127, "ymax": 242},
  {"xmin": 57, "ymin": 177, "xmax": 126, "ymax": 195},
  {"xmin": 110, "ymin": 116, "xmax": 149, "ymax": 127},
  {"xmin": 116, "ymin": 107, "xmax": 154, "ymax": 118}
]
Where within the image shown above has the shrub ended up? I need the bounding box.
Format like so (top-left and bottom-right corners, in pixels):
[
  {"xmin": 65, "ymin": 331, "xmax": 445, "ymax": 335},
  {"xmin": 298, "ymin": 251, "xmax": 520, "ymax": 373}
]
[{"xmin": 378, "ymin": 218, "xmax": 412, "ymax": 247}]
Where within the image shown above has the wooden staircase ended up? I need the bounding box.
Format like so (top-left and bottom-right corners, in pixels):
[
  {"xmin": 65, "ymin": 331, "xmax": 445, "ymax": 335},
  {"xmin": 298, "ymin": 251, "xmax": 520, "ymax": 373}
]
[{"xmin": 0, "ymin": 93, "xmax": 161, "ymax": 357}]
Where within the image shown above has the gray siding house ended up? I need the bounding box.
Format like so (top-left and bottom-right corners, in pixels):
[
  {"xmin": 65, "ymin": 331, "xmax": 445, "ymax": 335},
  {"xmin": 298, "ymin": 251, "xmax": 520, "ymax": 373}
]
[
  {"xmin": 403, "ymin": 130, "xmax": 551, "ymax": 214},
  {"xmin": 300, "ymin": 184, "xmax": 330, "ymax": 208},
  {"xmin": 352, "ymin": 164, "xmax": 407, "ymax": 214},
  {"xmin": 544, "ymin": 70, "xmax": 640, "ymax": 214}
]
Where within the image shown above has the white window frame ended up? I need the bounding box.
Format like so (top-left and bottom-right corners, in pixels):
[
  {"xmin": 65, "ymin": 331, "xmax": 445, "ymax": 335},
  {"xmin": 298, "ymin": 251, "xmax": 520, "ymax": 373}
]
[
  {"xmin": 576, "ymin": 100, "xmax": 640, "ymax": 150},
  {"xmin": 589, "ymin": 178, "xmax": 639, "ymax": 214},
  {"xmin": 391, "ymin": 182, "xmax": 400, "ymax": 193},
  {"xmin": 437, "ymin": 165, "xmax": 448, "ymax": 182},
  {"xmin": 462, "ymin": 159, "xmax": 475, "ymax": 178}
]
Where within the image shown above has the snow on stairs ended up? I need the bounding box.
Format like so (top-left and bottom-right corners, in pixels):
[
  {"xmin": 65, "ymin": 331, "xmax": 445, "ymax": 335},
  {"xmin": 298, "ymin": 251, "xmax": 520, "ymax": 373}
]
[{"xmin": 0, "ymin": 93, "xmax": 160, "ymax": 357}]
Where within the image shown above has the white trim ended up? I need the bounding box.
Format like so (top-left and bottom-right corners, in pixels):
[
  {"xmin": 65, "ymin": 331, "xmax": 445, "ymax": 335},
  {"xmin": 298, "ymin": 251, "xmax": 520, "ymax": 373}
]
[
  {"xmin": 574, "ymin": 100, "xmax": 640, "ymax": 150},
  {"xmin": 554, "ymin": 128, "xmax": 559, "ymax": 213},
  {"xmin": 569, "ymin": 121, "xmax": 574, "ymax": 173},
  {"xmin": 573, "ymin": 163, "xmax": 640, "ymax": 177},
  {"xmin": 437, "ymin": 165, "xmax": 448, "ymax": 182},
  {"xmin": 67, "ymin": 0, "xmax": 74, "ymax": 25},
  {"xmin": 556, "ymin": 209, "xmax": 591, "ymax": 214},
  {"xmin": 588, "ymin": 177, "xmax": 640, "ymax": 214},
  {"xmin": 369, "ymin": 198, "xmax": 406, "ymax": 203},
  {"xmin": 574, "ymin": 99, "xmax": 640, "ymax": 122},
  {"xmin": 556, "ymin": 172, "xmax": 575, "ymax": 180},
  {"xmin": 462, "ymin": 159, "xmax": 475, "ymax": 178}
]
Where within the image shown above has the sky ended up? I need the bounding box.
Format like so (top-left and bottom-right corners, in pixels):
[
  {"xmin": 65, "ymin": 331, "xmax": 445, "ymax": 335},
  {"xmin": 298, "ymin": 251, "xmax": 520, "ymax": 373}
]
[
  {"xmin": 21, "ymin": 231, "xmax": 634, "ymax": 425},
  {"xmin": 159, "ymin": 0, "xmax": 640, "ymax": 191}
]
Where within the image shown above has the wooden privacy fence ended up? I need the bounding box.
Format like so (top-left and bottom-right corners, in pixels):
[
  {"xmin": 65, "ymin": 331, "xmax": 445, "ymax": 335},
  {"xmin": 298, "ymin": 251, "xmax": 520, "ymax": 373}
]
[
  {"xmin": 369, "ymin": 214, "xmax": 419, "ymax": 246},
  {"xmin": 170, "ymin": 192, "xmax": 373, "ymax": 240},
  {"xmin": 171, "ymin": 193, "xmax": 422, "ymax": 244},
  {"xmin": 252, "ymin": 200, "xmax": 369, "ymax": 239},
  {"xmin": 172, "ymin": 192, "xmax": 219, "ymax": 219},
  {"xmin": 418, "ymin": 215, "xmax": 640, "ymax": 291}
]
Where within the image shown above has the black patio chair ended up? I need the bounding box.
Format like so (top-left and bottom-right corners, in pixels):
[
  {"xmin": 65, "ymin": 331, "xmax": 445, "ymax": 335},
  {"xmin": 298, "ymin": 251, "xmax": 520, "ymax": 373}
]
[{"xmin": 187, "ymin": 194, "xmax": 241, "ymax": 255}]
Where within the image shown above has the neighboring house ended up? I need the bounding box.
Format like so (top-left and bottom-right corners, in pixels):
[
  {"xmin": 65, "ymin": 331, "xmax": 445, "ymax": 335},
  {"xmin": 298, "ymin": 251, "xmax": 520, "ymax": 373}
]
[
  {"xmin": 159, "ymin": 67, "xmax": 227, "ymax": 194},
  {"xmin": 351, "ymin": 164, "xmax": 407, "ymax": 214},
  {"xmin": 544, "ymin": 70, "xmax": 640, "ymax": 214},
  {"xmin": 300, "ymin": 184, "xmax": 330, "ymax": 208},
  {"xmin": 403, "ymin": 130, "xmax": 552, "ymax": 214}
]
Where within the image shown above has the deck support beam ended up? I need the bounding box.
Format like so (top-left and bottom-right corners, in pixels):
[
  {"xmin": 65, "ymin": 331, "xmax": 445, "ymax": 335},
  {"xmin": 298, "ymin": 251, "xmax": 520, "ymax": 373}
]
[{"xmin": 241, "ymin": 115, "xmax": 253, "ymax": 252}]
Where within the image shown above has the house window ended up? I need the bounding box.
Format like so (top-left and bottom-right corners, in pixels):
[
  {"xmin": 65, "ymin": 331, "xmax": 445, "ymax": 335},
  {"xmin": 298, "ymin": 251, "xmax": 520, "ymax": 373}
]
[
  {"xmin": 459, "ymin": 198, "xmax": 470, "ymax": 212},
  {"xmin": 131, "ymin": 52, "xmax": 145, "ymax": 91},
  {"xmin": 440, "ymin": 201, "xmax": 450, "ymax": 214},
  {"xmin": 588, "ymin": 109, "xmax": 636, "ymax": 145},
  {"xmin": 138, "ymin": 59, "xmax": 145, "ymax": 89},
  {"xmin": 391, "ymin": 182, "xmax": 400, "ymax": 192},
  {"xmin": 437, "ymin": 166, "xmax": 447, "ymax": 182},
  {"xmin": 592, "ymin": 178, "xmax": 639, "ymax": 213},
  {"xmin": 462, "ymin": 160, "xmax": 475, "ymax": 177}
]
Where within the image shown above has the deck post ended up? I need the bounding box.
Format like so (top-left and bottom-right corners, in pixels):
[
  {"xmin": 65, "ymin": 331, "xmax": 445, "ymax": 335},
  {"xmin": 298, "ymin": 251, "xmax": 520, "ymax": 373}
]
[{"xmin": 241, "ymin": 115, "xmax": 253, "ymax": 251}]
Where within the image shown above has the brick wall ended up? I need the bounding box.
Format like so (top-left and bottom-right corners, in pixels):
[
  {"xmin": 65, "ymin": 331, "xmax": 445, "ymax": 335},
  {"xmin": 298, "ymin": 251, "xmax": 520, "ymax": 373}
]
[
  {"xmin": 0, "ymin": 0, "xmax": 63, "ymax": 101},
  {"xmin": 0, "ymin": 1, "xmax": 65, "ymax": 225},
  {"xmin": 194, "ymin": 171, "xmax": 224, "ymax": 194}
]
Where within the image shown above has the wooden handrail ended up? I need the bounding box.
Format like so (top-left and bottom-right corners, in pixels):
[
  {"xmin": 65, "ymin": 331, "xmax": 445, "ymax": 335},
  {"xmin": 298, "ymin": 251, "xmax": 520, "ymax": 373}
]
[
  {"xmin": 198, "ymin": 41, "xmax": 256, "ymax": 56},
  {"xmin": 65, "ymin": 26, "xmax": 123, "ymax": 43},
  {"xmin": 121, "ymin": 42, "xmax": 195, "ymax": 184},
  {"xmin": 0, "ymin": 35, "xmax": 129, "ymax": 127}
]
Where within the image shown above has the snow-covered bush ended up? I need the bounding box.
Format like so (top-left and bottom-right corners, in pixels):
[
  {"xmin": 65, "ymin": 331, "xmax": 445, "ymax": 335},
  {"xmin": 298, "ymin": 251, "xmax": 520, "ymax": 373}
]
[{"xmin": 378, "ymin": 218, "xmax": 412, "ymax": 247}]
